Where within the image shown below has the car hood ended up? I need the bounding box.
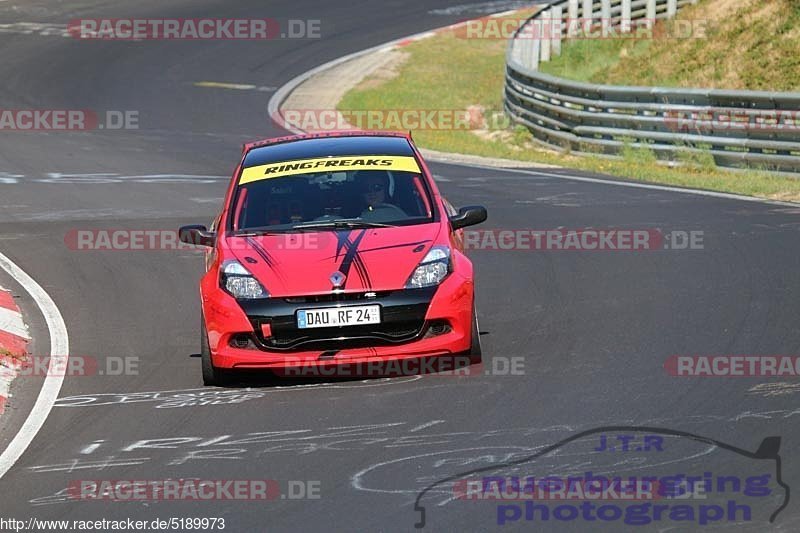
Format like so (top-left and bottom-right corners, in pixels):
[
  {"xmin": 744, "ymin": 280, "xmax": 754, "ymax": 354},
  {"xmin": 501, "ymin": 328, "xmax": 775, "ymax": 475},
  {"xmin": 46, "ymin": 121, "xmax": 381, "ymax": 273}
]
[{"xmin": 226, "ymin": 224, "xmax": 442, "ymax": 296}]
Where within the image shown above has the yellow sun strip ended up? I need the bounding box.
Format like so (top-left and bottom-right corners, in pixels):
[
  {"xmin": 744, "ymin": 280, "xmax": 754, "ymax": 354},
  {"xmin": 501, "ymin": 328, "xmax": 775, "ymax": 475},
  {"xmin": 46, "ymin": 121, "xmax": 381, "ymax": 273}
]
[{"xmin": 239, "ymin": 155, "xmax": 421, "ymax": 185}]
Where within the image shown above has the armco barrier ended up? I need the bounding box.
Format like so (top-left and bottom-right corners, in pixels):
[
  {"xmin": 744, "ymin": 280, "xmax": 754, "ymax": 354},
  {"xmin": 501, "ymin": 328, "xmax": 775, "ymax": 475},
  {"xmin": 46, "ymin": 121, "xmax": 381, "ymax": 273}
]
[{"xmin": 504, "ymin": 0, "xmax": 800, "ymax": 173}]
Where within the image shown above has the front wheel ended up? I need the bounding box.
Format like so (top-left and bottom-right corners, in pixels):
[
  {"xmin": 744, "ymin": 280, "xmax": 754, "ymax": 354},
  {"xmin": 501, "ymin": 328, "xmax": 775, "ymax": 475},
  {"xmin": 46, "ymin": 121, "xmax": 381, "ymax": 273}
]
[{"xmin": 201, "ymin": 318, "xmax": 228, "ymax": 386}]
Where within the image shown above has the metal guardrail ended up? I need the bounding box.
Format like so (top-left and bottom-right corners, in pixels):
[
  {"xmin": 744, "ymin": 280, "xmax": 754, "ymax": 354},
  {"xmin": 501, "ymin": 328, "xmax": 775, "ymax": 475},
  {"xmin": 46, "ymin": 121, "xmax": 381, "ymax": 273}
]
[{"xmin": 504, "ymin": 0, "xmax": 800, "ymax": 173}]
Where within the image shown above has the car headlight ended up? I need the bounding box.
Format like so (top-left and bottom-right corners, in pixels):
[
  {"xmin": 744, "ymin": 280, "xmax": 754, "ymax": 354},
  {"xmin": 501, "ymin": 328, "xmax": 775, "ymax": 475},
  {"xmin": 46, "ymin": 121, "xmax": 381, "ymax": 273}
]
[
  {"xmin": 406, "ymin": 246, "xmax": 451, "ymax": 289},
  {"xmin": 220, "ymin": 260, "xmax": 269, "ymax": 299}
]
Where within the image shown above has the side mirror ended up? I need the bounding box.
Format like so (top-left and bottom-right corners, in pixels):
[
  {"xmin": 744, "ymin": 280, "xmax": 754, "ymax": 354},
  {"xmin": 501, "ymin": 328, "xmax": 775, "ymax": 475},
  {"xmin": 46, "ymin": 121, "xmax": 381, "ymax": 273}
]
[
  {"xmin": 179, "ymin": 225, "xmax": 216, "ymax": 247},
  {"xmin": 450, "ymin": 206, "xmax": 487, "ymax": 230}
]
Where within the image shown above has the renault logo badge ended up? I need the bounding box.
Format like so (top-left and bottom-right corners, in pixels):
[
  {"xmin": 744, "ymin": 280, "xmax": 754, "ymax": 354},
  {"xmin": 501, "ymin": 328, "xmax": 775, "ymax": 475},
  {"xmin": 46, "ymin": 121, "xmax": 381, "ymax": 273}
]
[{"xmin": 330, "ymin": 271, "xmax": 346, "ymax": 288}]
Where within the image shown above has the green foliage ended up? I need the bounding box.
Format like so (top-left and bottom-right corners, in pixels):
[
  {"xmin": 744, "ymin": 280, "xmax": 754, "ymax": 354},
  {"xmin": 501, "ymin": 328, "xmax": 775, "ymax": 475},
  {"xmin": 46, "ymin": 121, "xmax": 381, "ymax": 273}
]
[
  {"xmin": 540, "ymin": 0, "xmax": 800, "ymax": 91},
  {"xmin": 621, "ymin": 141, "xmax": 658, "ymax": 165}
]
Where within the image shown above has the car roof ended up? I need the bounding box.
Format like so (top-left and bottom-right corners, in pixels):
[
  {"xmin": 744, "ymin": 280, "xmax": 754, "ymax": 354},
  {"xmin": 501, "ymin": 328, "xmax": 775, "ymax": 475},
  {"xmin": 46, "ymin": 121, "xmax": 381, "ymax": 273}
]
[{"xmin": 242, "ymin": 131, "xmax": 416, "ymax": 168}]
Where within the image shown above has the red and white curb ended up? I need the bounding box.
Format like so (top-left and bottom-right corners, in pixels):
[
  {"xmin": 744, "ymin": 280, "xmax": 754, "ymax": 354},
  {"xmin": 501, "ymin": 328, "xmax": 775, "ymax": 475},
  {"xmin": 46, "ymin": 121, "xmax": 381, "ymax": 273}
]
[
  {"xmin": 0, "ymin": 286, "xmax": 30, "ymax": 415},
  {"xmin": 0, "ymin": 251, "xmax": 68, "ymax": 481}
]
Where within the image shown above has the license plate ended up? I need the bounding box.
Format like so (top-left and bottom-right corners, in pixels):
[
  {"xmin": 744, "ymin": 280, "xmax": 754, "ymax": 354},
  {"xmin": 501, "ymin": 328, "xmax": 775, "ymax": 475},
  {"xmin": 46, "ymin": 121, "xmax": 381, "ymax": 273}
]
[{"xmin": 297, "ymin": 305, "xmax": 381, "ymax": 329}]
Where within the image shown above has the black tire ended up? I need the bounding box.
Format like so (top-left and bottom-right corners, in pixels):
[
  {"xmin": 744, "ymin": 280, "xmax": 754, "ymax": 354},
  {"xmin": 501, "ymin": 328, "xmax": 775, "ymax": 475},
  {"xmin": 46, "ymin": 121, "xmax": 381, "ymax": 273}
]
[
  {"xmin": 201, "ymin": 317, "xmax": 227, "ymax": 386},
  {"xmin": 469, "ymin": 306, "xmax": 482, "ymax": 364}
]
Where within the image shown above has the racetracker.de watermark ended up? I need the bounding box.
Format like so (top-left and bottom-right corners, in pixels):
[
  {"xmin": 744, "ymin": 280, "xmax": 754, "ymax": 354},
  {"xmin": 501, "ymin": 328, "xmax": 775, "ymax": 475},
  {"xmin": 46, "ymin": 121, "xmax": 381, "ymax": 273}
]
[
  {"xmin": 67, "ymin": 18, "xmax": 321, "ymax": 40},
  {"xmin": 665, "ymin": 355, "xmax": 800, "ymax": 377},
  {"xmin": 67, "ymin": 479, "xmax": 320, "ymax": 501},
  {"xmin": 63, "ymin": 229, "xmax": 704, "ymax": 252},
  {"xmin": 664, "ymin": 108, "xmax": 800, "ymax": 133},
  {"xmin": 456, "ymin": 16, "xmax": 709, "ymax": 40},
  {"xmin": 64, "ymin": 229, "xmax": 322, "ymax": 251},
  {"xmin": 454, "ymin": 476, "xmax": 662, "ymax": 501},
  {"xmin": 273, "ymin": 356, "xmax": 524, "ymax": 378},
  {"xmin": 0, "ymin": 110, "xmax": 138, "ymax": 131},
  {"xmin": 273, "ymin": 108, "xmax": 509, "ymax": 132},
  {"xmin": 463, "ymin": 229, "xmax": 704, "ymax": 251},
  {"xmin": 0, "ymin": 355, "xmax": 139, "ymax": 377}
]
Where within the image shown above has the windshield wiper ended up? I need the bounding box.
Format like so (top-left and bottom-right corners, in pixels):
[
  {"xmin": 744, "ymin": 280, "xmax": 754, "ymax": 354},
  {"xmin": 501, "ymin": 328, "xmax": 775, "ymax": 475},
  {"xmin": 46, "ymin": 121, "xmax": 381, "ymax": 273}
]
[
  {"xmin": 290, "ymin": 220, "xmax": 396, "ymax": 231},
  {"xmin": 233, "ymin": 229, "xmax": 291, "ymax": 236}
]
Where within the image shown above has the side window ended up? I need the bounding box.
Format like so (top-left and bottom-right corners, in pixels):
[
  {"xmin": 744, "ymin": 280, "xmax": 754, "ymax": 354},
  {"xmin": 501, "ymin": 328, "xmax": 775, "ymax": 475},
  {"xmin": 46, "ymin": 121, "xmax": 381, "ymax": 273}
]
[
  {"xmin": 410, "ymin": 175, "xmax": 432, "ymax": 217},
  {"xmin": 231, "ymin": 188, "xmax": 248, "ymax": 230}
]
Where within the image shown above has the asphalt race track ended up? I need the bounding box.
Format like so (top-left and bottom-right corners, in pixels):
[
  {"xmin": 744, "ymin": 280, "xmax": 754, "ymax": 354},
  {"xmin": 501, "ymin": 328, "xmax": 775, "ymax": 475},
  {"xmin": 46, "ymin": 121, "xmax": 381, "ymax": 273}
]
[{"xmin": 1, "ymin": 1, "xmax": 799, "ymax": 531}]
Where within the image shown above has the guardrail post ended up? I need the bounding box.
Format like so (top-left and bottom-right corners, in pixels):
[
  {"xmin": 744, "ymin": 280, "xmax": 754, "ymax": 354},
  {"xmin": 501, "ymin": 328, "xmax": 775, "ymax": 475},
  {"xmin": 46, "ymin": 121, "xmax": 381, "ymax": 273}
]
[
  {"xmin": 519, "ymin": 23, "xmax": 531, "ymax": 68},
  {"xmin": 646, "ymin": 0, "xmax": 656, "ymax": 28},
  {"xmin": 667, "ymin": 0, "xmax": 678, "ymax": 17},
  {"xmin": 601, "ymin": 0, "xmax": 611, "ymax": 36},
  {"xmin": 513, "ymin": 30, "xmax": 524, "ymax": 65},
  {"xmin": 621, "ymin": 0, "xmax": 632, "ymax": 33},
  {"xmin": 582, "ymin": 0, "xmax": 594, "ymax": 30},
  {"xmin": 567, "ymin": 0, "xmax": 579, "ymax": 37},
  {"xmin": 551, "ymin": 4, "xmax": 563, "ymax": 56},
  {"xmin": 521, "ymin": 19, "xmax": 541, "ymax": 70},
  {"xmin": 540, "ymin": 10, "xmax": 552, "ymax": 62}
]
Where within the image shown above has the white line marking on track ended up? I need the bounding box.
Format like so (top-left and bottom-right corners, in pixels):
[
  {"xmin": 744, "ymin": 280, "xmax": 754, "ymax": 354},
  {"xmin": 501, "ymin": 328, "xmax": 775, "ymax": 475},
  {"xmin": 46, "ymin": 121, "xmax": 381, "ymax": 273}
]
[
  {"xmin": 409, "ymin": 420, "xmax": 445, "ymax": 433},
  {"xmin": 350, "ymin": 446, "xmax": 536, "ymax": 499},
  {"xmin": 80, "ymin": 440, "xmax": 104, "ymax": 455},
  {"xmin": 194, "ymin": 81, "xmax": 276, "ymax": 92},
  {"xmin": 491, "ymin": 9, "xmax": 519, "ymax": 17},
  {"xmin": 0, "ymin": 22, "xmax": 68, "ymax": 37},
  {"xmin": 0, "ymin": 251, "xmax": 69, "ymax": 480},
  {"xmin": 457, "ymin": 164, "xmax": 800, "ymax": 207},
  {"xmin": 28, "ymin": 457, "xmax": 148, "ymax": 473},
  {"xmin": 747, "ymin": 382, "xmax": 800, "ymax": 397}
]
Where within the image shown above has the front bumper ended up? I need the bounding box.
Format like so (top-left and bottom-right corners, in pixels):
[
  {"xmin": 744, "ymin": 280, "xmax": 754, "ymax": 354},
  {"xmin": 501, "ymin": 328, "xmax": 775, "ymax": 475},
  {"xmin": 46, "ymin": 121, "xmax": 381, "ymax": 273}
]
[{"xmin": 202, "ymin": 271, "xmax": 473, "ymax": 370}]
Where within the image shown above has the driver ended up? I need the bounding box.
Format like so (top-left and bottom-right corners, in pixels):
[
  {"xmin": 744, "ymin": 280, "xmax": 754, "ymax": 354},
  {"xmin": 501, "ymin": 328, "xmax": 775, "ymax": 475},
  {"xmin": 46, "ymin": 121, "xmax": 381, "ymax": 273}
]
[
  {"xmin": 356, "ymin": 170, "xmax": 408, "ymax": 221},
  {"xmin": 358, "ymin": 170, "xmax": 391, "ymax": 211}
]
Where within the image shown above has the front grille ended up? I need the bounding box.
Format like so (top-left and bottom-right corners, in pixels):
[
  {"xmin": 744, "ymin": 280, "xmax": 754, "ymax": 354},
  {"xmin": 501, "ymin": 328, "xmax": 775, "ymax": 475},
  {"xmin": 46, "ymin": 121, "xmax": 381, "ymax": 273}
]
[
  {"xmin": 237, "ymin": 287, "xmax": 438, "ymax": 352},
  {"xmin": 284, "ymin": 291, "xmax": 389, "ymax": 304},
  {"xmin": 253, "ymin": 319, "xmax": 425, "ymax": 351}
]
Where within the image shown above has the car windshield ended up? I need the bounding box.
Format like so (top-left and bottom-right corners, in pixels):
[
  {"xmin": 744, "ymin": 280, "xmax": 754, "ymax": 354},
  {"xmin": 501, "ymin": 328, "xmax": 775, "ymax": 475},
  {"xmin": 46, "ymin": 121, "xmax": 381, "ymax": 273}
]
[{"xmin": 230, "ymin": 155, "xmax": 435, "ymax": 232}]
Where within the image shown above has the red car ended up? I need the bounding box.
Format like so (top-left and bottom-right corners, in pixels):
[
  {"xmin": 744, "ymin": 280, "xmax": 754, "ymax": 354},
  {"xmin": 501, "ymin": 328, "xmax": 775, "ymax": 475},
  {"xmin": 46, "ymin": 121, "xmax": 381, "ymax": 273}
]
[{"xmin": 180, "ymin": 131, "xmax": 487, "ymax": 385}]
